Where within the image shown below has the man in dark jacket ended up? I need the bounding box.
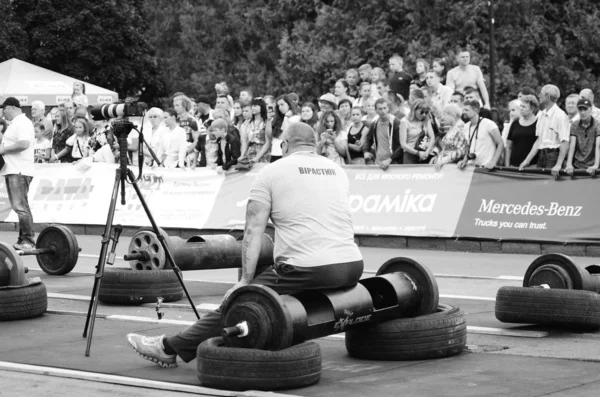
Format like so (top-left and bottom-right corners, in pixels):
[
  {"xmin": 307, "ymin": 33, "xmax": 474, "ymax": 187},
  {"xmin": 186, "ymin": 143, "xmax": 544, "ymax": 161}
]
[{"xmin": 362, "ymin": 98, "xmax": 403, "ymax": 169}]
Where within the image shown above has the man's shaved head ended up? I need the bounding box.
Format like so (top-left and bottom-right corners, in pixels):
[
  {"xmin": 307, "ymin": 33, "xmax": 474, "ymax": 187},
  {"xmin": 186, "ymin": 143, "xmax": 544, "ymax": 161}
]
[
  {"xmin": 580, "ymin": 88, "xmax": 595, "ymax": 103},
  {"xmin": 283, "ymin": 122, "xmax": 316, "ymax": 148}
]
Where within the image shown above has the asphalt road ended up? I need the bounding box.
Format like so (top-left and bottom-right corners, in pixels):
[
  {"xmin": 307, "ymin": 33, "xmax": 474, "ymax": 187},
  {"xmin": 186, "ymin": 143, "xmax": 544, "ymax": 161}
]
[{"xmin": 2, "ymin": 230, "xmax": 600, "ymax": 397}]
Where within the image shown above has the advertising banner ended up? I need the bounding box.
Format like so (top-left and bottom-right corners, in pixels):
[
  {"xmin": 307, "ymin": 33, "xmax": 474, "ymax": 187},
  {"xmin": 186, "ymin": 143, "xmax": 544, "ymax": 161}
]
[
  {"xmin": 0, "ymin": 164, "xmax": 597, "ymax": 243},
  {"xmin": 455, "ymin": 169, "xmax": 600, "ymax": 243}
]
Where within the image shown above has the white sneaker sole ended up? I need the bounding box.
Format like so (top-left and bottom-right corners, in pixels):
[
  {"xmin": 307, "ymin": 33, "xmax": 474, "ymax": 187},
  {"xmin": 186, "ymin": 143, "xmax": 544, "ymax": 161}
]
[{"xmin": 127, "ymin": 339, "xmax": 178, "ymax": 368}]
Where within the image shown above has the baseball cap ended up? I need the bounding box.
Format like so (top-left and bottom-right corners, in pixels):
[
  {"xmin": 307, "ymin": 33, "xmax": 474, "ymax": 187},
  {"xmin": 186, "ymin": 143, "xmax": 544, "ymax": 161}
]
[
  {"xmin": 0, "ymin": 97, "xmax": 21, "ymax": 108},
  {"xmin": 577, "ymin": 98, "xmax": 592, "ymax": 109},
  {"xmin": 196, "ymin": 95, "xmax": 211, "ymax": 105}
]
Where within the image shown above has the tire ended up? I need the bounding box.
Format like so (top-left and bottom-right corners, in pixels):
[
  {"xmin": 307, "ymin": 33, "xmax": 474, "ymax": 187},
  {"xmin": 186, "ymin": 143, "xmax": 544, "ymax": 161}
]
[
  {"xmin": 495, "ymin": 286, "xmax": 600, "ymax": 328},
  {"xmin": 197, "ymin": 337, "xmax": 321, "ymax": 391},
  {"xmin": 0, "ymin": 281, "xmax": 48, "ymax": 321},
  {"xmin": 345, "ymin": 304, "xmax": 467, "ymax": 361},
  {"xmin": 98, "ymin": 268, "xmax": 183, "ymax": 305}
]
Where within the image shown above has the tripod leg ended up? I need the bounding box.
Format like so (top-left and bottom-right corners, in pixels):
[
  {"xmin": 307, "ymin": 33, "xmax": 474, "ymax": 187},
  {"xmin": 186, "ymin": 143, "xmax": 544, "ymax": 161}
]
[
  {"xmin": 83, "ymin": 169, "xmax": 122, "ymax": 356},
  {"xmin": 126, "ymin": 169, "xmax": 200, "ymax": 319}
]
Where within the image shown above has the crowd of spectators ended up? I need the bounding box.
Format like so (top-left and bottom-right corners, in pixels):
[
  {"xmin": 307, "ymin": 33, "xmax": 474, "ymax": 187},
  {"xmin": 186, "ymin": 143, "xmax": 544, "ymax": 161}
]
[{"xmin": 1, "ymin": 49, "xmax": 599, "ymax": 177}]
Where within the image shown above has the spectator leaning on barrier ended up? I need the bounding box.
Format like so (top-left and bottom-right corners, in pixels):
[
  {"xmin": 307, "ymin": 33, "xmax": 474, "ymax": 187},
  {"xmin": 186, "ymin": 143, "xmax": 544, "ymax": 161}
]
[
  {"xmin": 564, "ymin": 98, "xmax": 600, "ymax": 176},
  {"xmin": 143, "ymin": 107, "xmax": 167, "ymax": 166},
  {"xmin": 198, "ymin": 118, "xmax": 240, "ymax": 172},
  {"xmin": 399, "ymin": 98, "xmax": 436, "ymax": 164},
  {"xmin": 565, "ymin": 94, "xmax": 582, "ymax": 123},
  {"xmin": 432, "ymin": 103, "xmax": 468, "ymax": 170},
  {"xmin": 506, "ymin": 95, "xmax": 538, "ymax": 167},
  {"xmin": 459, "ymin": 100, "xmax": 504, "ymax": 170},
  {"xmin": 242, "ymin": 98, "xmax": 271, "ymax": 164},
  {"xmin": 519, "ymin": 84, "xmax": 570, "ymax": 177},
  {"xmin": 346, "ymin": 106, "xmax": 368, "ymax": 164},
  {"xmin": 464, "ymin": 87, "xmax": 493, "ymax": 121},
  {"xmin": 157, "ymin": 108, "xmax": 187, "ymax": 169},
  {"xmin": 363, "ymin": 98, "xmax": 403, "ymax": 169},
  {"xmin": 51, "ymin": 108, "xmax": 75, "ymax": 163},
  {"xmin": 446, "ymin": 50, "xmax": 490, "ymax": 110},
  {"xmin": 316, "ymin": 110, "xmax": 349, "ymax": 165},
  {"xmin": 579, "ymin": 89, "xmax": 600, "ymax": 120},
  {"xmin": 30, "ymin": 100, "xmax": 53, "ymax": 141},
  {"xmin": 0, "ymin": 97, "xmax": 36, "ymax": 250},
  {"xmin": 33, "ymin": 123, "xmax": 51, "ymax": 163}
]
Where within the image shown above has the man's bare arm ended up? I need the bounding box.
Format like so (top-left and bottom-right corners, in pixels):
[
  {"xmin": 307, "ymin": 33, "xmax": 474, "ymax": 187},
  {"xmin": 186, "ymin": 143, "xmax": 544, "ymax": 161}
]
[{"xmin": 240, "ymin": 199, "xmax": 271, "ymax": 283}]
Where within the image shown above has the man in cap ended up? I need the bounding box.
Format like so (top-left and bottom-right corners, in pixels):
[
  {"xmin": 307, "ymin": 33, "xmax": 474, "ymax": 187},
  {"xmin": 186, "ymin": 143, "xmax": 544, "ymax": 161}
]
[
  {"xmin": 126, "ymin": 122, "xmax": 363, "ymax": 367},
  {"xmin": 579, "ymin": 89, "xmax": 600, "ymax": 120},
  {"xmin": 564, "ymin": 98, "xmax": 600, "ymax": 176},
  {"xmin": 0, "ymin": 97, "xmax": 36, "ymax": 250}
]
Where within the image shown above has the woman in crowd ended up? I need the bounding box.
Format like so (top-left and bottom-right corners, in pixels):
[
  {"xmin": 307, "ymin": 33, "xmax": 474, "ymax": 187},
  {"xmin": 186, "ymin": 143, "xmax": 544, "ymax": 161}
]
[
  {"xmin": 334, "ymin": 79, "xmax": 354, "ymax": 103},
  {"xmin": 316, "ymin": 110, "xmax": 349, "ymax": 165},
  {"xmin": 300, "ymin": 102, "xmax": 319, "ymax": 131},
  {"xmin": 347, "ymin": 106, "xmax": 369, "ymax": 164},
  {"xmin": 141, "ymin": 107, "xmax": 167, "ymax": 166},
  {"xmin": 52, "ymin": 118, "xmax": 91, "ymax": 162},
  {"xmin": 432, "ymin": 58, "xmax": 447, "ymax": 85},
  {"xmin": 242, "ymin": 98, "xmax": 271, "ymax": 163},
  {"xmin": 501, "ymin": 99, "xmax": 521, "ymax": 145},
  {"xmin": 354, "ymin": 82, "xmax": 372, "ymax": 108},
  {"xmin": 50, "ymin": 108, "xmax": 75, "ymax": 163},
  {"xmin": 268, "ymin": 94, "xmax": 300, "ymax": 162},
  {"xmin": 431, "ymin": 103, "xmax": 468, "ymax": 170},
  {"xmin": 337, "ymin": 98, "xmax": 353, "ymax": 130},
  {"xmin": 505, "ymin": 95, "xmax": 538, "ymax": 167},
  {"xmin": 232, "ymin": 100, "xmax": 244, "ymax": 130},
  {"xmin": 412, "ymin": 59, "xmax": 430, "ymax": 89},
  {"xmin": 399, "ymin": 98, "xmax": 436, "ymax": 164}
]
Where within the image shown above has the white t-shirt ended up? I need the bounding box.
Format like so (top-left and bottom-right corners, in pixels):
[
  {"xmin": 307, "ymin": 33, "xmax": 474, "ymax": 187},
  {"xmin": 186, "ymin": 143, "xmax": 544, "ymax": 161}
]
[
  {"xmin": 249, "ymin": 151, "xmax": 362, "ymax": 267},
  {"xmin": 34, "ymin": 137, "xmax": 52, "ymax": 163},
  {"xmin": 1, "ymin": 113, "xmax": 35, "ymax": 176},
  {"xmin": 271, "ymin": 115, "xmax": 300, "ymax": 156},
  {"xmin": 464, "ymin": 117, "xmax": 498, "ymax": 166},
  {"xmin": 446, "ymin": 65, "xmax": 485, "ymax": 93},
  {"xmin": 156, "ymin": 125, "xmax": 187, "ymax": 168},
  {"xmin": 66, "ymin": 134, "xmax": 90, "ymax": 159}
]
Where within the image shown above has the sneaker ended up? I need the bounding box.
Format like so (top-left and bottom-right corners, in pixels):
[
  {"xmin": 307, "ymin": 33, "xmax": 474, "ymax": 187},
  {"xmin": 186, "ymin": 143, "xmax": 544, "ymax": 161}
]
[
  {"xmin": 13, "ymin": 242, "xmax": 34, "ymax": 251},
  {"xmin": 126, "ymin": 333, "xmax": 177, "ymax": 368}
]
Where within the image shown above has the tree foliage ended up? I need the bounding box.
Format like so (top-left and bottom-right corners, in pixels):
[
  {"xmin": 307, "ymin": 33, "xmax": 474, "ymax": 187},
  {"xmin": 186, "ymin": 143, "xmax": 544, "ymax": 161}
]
[
  {"xmin": 1, "ymin": 0, "xmax": 165, "ymax": 103},
  {"xmin": 2, "ymin": 0, "xmax": 600, "ymax": 108}
]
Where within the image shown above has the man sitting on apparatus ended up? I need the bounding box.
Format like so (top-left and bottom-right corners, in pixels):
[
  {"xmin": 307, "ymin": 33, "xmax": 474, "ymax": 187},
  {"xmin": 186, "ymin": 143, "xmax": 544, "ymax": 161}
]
[{"xmin": 126, "ymin": 122, "xmax": 364, "ymax": 367}]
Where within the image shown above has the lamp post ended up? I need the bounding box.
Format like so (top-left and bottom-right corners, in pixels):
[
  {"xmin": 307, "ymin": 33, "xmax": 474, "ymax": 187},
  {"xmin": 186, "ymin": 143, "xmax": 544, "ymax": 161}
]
[{"xmin": 489, "ymin": 0, "xmax": 496, "ymax": 108}]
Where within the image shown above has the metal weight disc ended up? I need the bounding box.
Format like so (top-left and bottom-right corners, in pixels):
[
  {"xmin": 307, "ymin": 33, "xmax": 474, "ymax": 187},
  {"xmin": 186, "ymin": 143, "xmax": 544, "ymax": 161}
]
[
  {"xmin": 35, "ymin": 225, "xmax": 79, "ymax": 275},
  {"xmin": 524, "ymin": 254, "xmax": 586, "ymax": 290},
  {"xmin": 0, "ymin": 242, "xmax": 26, "ymax": 286},
  {"xmin": 221, "ymin": 284, "xmax": 294, "ymax": 350},
  {"xmin": 376, "ymin": 257, "xmax": 439, "ymax": 316},
  {"xmin": 128, "ymin": 227, "xmax": 171, "ymax": 271}
]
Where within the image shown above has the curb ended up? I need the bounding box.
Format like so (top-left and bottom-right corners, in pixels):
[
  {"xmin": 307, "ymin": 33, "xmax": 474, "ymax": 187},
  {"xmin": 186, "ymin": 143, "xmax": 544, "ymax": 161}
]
[{"xmin": 3, "ymin": 222, "xmax": 600, "ymax": 257}]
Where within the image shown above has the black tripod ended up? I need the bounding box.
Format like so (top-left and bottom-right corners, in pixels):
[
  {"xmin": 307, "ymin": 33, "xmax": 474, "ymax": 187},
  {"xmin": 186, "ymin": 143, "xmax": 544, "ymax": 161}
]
[{"xmin": 82, "ymin": 120, "xmax": 199, "ymax": 356}]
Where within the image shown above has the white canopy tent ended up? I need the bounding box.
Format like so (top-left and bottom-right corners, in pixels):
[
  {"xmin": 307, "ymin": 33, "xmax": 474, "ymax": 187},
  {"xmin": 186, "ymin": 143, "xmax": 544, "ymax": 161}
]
[{"xmin": 0, "ymin": 58, "xmax": 118, "ymax": 107}]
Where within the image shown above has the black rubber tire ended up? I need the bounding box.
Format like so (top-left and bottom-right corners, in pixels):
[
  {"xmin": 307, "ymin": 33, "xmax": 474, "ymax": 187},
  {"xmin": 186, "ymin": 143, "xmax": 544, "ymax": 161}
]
[
  {"xmin": 98, "ymin": 268, "xmax": 183, "ymax": 305},
  {"xmin": 197, "ymin": 337, "xmax": 321, "ymax": 391},
  {"xmin": 345, "ymin": 304, "xmax": 467, "ymax": 360},
  {"xmin": 495, "ymin": 286, "xmax": 600, "ymax": 328},
  {"xmin": 0, "ymin": 281, "xmax": 48, "ymax": 321}
]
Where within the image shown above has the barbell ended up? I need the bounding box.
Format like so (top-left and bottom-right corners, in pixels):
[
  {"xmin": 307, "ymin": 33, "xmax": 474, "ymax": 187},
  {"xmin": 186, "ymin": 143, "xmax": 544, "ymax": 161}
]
[
  {"xmin": 0, "ymin": 225, "xmax": 79, "ymax": 283},
  {"xmin": 125, "ymin": 228, "xmax": 274, "ymax": 272},
  {"xmin": 523, "ymin": 253, "xmax": 600, "ymax": 292},
  {"xmin": 220, "ymin": 257, "xmax": 439, "ymax": 351}
]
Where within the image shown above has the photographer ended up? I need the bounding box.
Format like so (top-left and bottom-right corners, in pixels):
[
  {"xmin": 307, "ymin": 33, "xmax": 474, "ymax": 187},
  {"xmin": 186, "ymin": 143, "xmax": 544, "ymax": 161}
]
[{"xmin": 459, "ymin": 100, "xmax": 504, "ymax": 170}]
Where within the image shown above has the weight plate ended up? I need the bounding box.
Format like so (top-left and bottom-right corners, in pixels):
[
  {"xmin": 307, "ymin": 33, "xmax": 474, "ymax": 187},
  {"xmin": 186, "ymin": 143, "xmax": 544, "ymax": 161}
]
[
  {"xmin": 0, "ymin": 242, "xmax": 26, "ymax": 286},
  {"xmin": 127, "ymin": 227, "xmax": 172, "ymax": 271},
  {"xmin": 376, "ymin": 257, "xmax": 439, "ymax": 316},
  {"xmin": 524, "ymin": 254, "xmax": 586, "ymax": 290},
  {"xmin": 35, "ymin": 225, "xmax": 79, "ymax": 275},
  {"xmin": 221, "ymin": 284, "xmax": 293, "ymax": 350}
]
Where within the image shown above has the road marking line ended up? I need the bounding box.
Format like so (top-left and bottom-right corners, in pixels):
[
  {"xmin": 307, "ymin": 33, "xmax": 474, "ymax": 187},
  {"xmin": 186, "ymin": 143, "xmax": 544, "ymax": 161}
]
[
  {"xmin": 0, "ymin": 361, "xmax": 298, "ymax": 397},
  {"xmin": 440, "ymin": 294, "xmax": 496, "ymax": 301},
  {"xmin": 47, "ymin": 294, "xmax": 221, "ymax": 311},
  {"xmin": 467, "ymin": 326, "xmax": 548, "ymax": 338}
]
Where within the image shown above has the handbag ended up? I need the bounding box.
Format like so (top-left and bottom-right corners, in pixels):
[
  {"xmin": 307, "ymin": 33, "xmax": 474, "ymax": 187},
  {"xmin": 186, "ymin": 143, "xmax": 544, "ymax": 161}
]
[{"xmin": 413, "ymin": 125, "xmax": 432, "ymax": 163}]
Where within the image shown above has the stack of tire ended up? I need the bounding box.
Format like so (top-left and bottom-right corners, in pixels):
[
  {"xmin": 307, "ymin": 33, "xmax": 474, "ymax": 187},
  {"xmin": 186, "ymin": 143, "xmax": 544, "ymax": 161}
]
[
  {"xmin": 99, "ymin": 228, "xmax": 183, "ymax": 305},
  {"xmin": 495, "ymin": 253, "xmax": 600, "ymax": 329},
  {"xmin": 0, "ymin": 243, "xmax": 47, "ymax": 321}
]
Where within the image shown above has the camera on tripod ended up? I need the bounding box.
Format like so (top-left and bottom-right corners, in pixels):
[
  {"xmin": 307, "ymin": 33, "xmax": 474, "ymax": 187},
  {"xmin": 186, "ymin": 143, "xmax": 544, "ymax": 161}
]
[{"xmin": 90, "ymin": 100, "xmax": 147, "ymax": 122}]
